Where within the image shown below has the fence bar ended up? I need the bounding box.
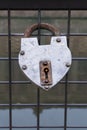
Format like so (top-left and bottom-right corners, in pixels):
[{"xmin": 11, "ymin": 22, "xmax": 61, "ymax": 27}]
[
  {"xmin": 64, "ymin": 10, "xmax": 71, "ymax": 130},
  {"xmin": 36, "ymin": 9, "xmax": 42, "ymax": 130},
  {"xmin": 8, "ymin": 9, "xmax": 12, "ymax": 130},
  {"xmin": 0, "ymin": 80, "xmax": 87, "ymax": 84},
  {"xmin": 0, "ymin": 57, "xmax": 87, "ymax": 61},
  {"xmin": 1, "ymin": 32, "xmax": 87, "ymax": 36},
  {"xmin": 1, "ymin": 103, "xmax": 87, "ymax": 107}
]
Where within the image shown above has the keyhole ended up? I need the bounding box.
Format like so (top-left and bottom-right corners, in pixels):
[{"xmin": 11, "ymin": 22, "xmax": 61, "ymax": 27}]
[
  {"xmin": 44, "ymin": 68, "xmax": 49, "ymax": 83},
  {"xmin": 40, "ymin": 60, "xmax": 52, "ymax": 86}
]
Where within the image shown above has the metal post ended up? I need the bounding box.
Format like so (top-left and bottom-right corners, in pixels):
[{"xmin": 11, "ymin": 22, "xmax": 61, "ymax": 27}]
[
  {"xmin": 37, "ymin": 9, "xmax": 41, "ymax": 130},
  {"xmin": 8, "ymin": 9, "xmax": 12, "ymax": 130},
  {"xmin": 64, "ymin": 10, "xmax": 71, "ymax": 130}
]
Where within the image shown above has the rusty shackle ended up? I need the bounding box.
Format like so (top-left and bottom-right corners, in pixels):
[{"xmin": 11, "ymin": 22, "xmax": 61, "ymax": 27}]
[{"xmin": 24, "ymin": 23, "xmax": 59, "ymax": 37}]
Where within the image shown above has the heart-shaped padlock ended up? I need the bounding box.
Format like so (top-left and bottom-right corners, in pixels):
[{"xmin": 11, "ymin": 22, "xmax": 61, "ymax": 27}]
[{"xmin": 18, "ymin": 23, "xmax": 72, "ymax": 90}]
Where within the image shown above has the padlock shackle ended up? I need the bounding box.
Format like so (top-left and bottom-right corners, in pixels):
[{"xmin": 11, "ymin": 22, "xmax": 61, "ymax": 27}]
[{"xmin": 24, "ymin": 23, "xmax": 59, "ymax": 37}]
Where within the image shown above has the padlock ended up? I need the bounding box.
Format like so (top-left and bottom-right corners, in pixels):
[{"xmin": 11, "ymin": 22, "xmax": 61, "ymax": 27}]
[{"xmin": 18, "ymin": 23, "xmax": 72, "ymax": 90}]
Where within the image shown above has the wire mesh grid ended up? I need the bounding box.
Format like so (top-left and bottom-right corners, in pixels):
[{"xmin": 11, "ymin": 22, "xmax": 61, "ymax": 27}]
[{"xmin": 0, "ymin": 9, "xmax": 87, "ymax": 130}]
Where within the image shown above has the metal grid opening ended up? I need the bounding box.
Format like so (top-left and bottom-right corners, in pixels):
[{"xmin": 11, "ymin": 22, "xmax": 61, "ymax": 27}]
[{"xmin": 0, "ymin": 9, "xmax": 87, "ymax": 130}]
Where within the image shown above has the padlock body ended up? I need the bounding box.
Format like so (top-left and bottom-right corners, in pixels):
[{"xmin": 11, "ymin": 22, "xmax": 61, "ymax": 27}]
[{"xmin": 18, "ymin": 36, "xmax": 72, "ymax": 90}]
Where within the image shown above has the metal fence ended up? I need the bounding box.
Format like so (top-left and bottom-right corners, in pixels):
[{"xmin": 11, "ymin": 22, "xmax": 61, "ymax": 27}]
[{"xmin": 0, "ymin": 8, "xmax": 87, "ymax": 130}]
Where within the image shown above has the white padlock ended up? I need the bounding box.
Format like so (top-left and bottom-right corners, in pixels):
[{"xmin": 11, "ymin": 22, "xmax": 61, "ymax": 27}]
[{"xmin": 18, "ymin": 23, "xmax": 72, "ymax": 90}]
